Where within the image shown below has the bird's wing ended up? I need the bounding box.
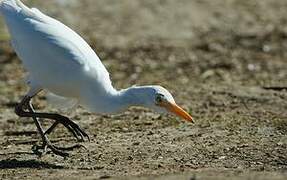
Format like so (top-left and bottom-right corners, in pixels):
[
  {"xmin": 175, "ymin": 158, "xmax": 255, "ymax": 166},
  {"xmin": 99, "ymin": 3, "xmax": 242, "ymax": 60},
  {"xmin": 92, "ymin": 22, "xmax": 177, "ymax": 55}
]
[
  {"xmin": 21, "ymin": 4, "xmax": 96, "ymax": 68},
  {"xmin": 1, "ymin": 0, "xmax": 115, "ymax": 98},
  {"xmin": 1, "ymin": 0, "xmax": 113, "ymax": 89}
]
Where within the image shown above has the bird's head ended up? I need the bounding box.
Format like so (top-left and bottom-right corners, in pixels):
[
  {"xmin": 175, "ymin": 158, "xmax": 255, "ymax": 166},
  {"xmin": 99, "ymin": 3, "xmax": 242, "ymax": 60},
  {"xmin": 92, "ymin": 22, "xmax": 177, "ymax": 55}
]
[{"xmin": 125, "ymin": 86, "xmax": 193, "ymax": 123}]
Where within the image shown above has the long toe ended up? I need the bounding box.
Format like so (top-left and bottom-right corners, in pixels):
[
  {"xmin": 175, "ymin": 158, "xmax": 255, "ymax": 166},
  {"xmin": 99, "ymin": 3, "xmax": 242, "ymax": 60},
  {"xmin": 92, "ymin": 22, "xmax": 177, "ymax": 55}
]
[
  {"xmin": 58, "ymin": 116, "xmax": 90, "ymax": 142},
  {"xmin": 62, "ymin": 122, "xmax": 83, "ymax": 141},
  {"xmin": 32, "ymin": 144, "xmax": 48, "ymax": 157},
  {"xmin": 32, "ymin": 142, "xmax": 85, "ymax": 157},
  {"xmin": 62, "ymin": 121, "xmax": 89, "ymax": 142},
  {"xmin": 48, "ymin": 144, "xmax": 70, "ymax": 157},
  {"xmin": 74, "ymin": 126, "xmax": 90, "ymax": 142},
  {"xmin": 67, "ymin": 120, "xmax": 90, "ymax": 142},
  {"xmin": 53, "ymin": 144, "xmax": 87, "ymax": 151}
]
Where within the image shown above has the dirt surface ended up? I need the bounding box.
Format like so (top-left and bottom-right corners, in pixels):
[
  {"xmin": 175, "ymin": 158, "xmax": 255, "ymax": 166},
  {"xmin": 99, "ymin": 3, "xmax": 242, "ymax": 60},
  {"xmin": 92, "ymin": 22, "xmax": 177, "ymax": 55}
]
[{"xmin": 0, "ymin": 0, "xmax": 287, "ymax": 179}]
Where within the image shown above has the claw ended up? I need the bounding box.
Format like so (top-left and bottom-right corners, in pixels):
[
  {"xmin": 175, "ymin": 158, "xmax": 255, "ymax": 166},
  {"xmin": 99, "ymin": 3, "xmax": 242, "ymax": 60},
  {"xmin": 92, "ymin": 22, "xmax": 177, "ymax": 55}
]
[
  {"xmin": 48, "ymin": 145, "xmax": 69, "ymax": 157},
  {"xmin": 32, "ymin": 142, "xmax": 86, "ymax": 157},
  {"xmin": 16, "ymin": 94, "xmax": 90, "ymax": 157}
]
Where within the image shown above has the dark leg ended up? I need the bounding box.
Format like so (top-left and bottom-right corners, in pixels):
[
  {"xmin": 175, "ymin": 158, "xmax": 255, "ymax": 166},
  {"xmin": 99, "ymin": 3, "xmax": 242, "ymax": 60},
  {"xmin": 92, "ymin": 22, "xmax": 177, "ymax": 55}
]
[
  {"xmin": 44, "ymin": 122, "xmax": 60, "ymax": 135},
  {"xmin": 30, "ymin": 99, "xmax": 88, "ymax": 156},
  {"xmin": 45, "ymin": 122, "xmax": 87, "ymax": 140},
  {"xmin": 16, "ymin": 104, "xmax": 89, "ymax": 141},
  {"xmin": 16, "ymin": 96, "xmax": 68, "ymax": 156},
  {"xmin": 15, "ymin": 93, "xmax": 89, "ymax": 157}
]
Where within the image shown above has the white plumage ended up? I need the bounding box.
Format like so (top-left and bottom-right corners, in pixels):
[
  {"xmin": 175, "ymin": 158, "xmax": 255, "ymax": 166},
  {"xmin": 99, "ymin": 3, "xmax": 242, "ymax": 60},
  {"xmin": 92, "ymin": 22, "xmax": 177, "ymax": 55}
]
[{"xmin": 0, "ymin": 0, "xmax": 193, "ymax": 119}]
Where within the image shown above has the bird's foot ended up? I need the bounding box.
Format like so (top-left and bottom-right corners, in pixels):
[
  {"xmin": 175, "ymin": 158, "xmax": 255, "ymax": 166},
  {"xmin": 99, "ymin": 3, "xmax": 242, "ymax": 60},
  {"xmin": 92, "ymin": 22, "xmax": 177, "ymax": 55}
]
[
  {"xmin": 62, "ymin": 119, "xmax": 90, "ymax": 142},
  {"xmin": 44, "ymin": 117, "xmax": 90, "ymax": 142},
  {"xmin": 32, "ymin": 142, "xmax": 87, "ymax": 157},
  {"xmin": 15, "ymin": 95, "xmax": 89, "ymax": 157}
]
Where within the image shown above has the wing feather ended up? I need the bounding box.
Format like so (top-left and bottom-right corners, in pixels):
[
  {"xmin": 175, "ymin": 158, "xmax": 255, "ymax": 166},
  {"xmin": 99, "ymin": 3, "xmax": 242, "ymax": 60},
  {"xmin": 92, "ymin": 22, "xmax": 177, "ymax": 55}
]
[{"xmin": 1, "ymin": 0, "xmax": 114, "ymax": 98}]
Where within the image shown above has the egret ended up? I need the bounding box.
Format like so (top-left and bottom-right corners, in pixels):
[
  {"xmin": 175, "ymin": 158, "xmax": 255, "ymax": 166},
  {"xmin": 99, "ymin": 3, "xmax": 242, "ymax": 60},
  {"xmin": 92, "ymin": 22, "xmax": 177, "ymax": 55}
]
[{"xmin": 0, "ymin": 0, "xmax": 193, "ymax": 157}]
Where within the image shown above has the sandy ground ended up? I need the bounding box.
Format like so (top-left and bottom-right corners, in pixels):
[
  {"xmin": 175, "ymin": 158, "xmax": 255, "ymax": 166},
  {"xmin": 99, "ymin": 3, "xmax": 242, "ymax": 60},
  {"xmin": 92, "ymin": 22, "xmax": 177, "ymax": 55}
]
[{"xmin": 0, "ymin": 0, "xmax": 286, "ymax": 179}]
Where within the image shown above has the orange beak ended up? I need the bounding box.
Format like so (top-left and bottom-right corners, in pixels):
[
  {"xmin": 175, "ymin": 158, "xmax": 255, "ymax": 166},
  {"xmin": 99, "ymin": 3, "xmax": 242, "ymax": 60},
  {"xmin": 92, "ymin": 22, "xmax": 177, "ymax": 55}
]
[{"xmin": 160, "ymin": 101, "xmax": 193, "ymax": 123}]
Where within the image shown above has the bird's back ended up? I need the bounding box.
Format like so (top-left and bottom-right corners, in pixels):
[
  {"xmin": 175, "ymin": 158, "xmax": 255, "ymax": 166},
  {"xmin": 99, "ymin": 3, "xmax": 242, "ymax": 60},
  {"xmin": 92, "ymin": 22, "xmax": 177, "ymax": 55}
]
[{"xmin": 0, "ymin": 0, "xmax": 113, "ymax": 98}]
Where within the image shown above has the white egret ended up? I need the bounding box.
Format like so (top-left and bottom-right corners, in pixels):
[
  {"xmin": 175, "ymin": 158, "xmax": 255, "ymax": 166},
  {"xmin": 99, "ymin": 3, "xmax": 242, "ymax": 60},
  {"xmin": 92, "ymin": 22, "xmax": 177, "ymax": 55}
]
[{"xmin": 0, "ymin": 0, "xmax": 193, "ymax": 157}]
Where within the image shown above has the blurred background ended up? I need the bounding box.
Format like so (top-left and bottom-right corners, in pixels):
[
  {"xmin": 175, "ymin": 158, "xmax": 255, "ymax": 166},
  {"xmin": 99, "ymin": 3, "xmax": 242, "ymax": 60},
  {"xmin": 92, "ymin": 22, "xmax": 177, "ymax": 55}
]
[{"xmin": 0, "ymin": 0, "xmax": 286, "ymax": 179}]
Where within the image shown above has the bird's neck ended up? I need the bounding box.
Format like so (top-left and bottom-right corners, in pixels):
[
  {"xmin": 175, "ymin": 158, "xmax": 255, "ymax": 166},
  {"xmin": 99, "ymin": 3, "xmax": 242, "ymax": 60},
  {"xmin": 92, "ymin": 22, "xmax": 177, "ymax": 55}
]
[{"xmin": 83, "ymin": 86, "xmax": 151, "ymax": 114}]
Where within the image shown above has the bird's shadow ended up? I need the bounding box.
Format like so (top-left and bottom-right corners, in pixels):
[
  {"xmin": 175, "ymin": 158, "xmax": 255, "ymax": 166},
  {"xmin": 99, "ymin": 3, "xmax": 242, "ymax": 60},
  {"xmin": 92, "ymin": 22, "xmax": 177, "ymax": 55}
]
[{"xmin": 0, "ymin": 159, "xmax": 64, "ymax": 169}]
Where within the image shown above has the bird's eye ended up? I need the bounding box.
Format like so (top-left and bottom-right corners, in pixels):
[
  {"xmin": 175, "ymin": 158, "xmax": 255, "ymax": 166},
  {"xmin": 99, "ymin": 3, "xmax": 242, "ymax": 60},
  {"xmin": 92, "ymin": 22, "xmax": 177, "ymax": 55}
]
[{"xmin": 155, "ymin": 94, "xmax": 164, "ymax": 104}]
